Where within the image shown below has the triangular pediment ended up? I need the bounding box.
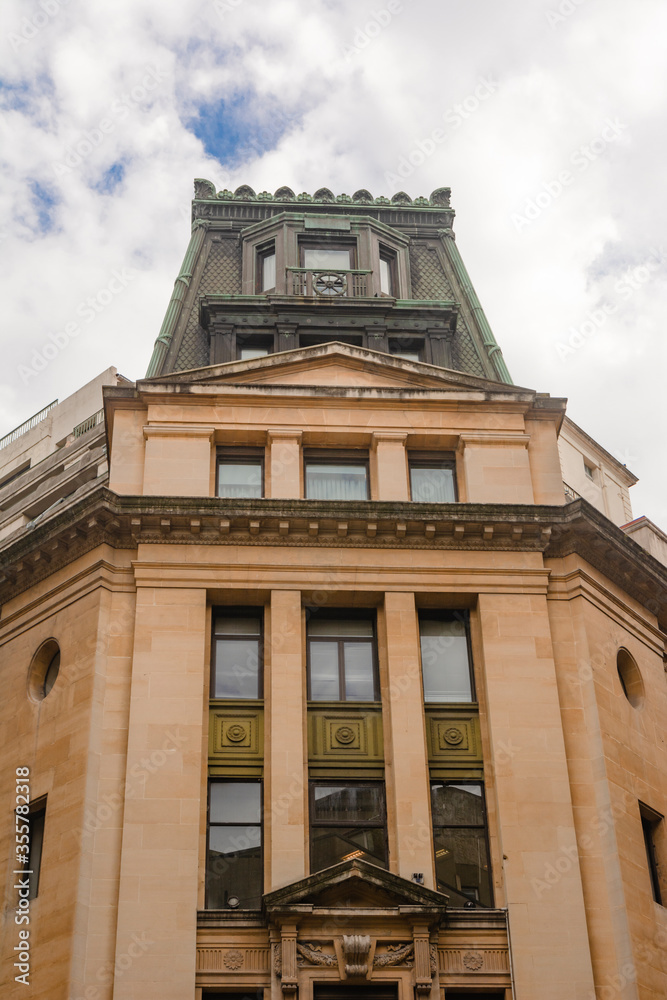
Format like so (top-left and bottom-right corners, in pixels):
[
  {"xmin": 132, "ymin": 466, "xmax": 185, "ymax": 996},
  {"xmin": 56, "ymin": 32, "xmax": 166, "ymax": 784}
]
[
  {"xmin": 263, "ymin": 859, "xmax": 448, "ymax": 913},
  {"xmin": 142, "ymin": 343, "xmax": 532, "ymax": 397}
]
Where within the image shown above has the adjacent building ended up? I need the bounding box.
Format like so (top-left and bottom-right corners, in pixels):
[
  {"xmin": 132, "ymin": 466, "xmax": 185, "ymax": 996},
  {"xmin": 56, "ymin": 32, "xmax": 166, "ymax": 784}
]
[{"xmin": 1, "ymin": 182, "xmax": 666, "ymax": 1000}]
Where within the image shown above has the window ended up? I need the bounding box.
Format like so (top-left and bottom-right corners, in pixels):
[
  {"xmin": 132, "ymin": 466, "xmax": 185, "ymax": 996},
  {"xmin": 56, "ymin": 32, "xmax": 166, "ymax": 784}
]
[
  {"xmin": 236, "ymin": 336, "xmax": 273, "ymax": 362},
  {"xmin": 304, "ymin": 451, "xmax": 369, "ymax": 500},
  {"xmin": 389, "ymin": 338, "xmax": 423, "ymax": 362},
  {"xmin": 27, "ymin": 639, "xmax": 60, "ymax": 703},
  {"xmin": 257, "ymin": 243, "xmax": 276, "ymax": 293},
  {"xmin": 409, "ymin": 455, "xmax": 457, "ymax": 502},
  {"xmin": 640, "ymin": 803, "xmax": 664, "ymax": 905},
  {"xmin": 310, "ymin": 782, "xmax": 387, "ymax": 872},
  {"xmin": 379, "ymin": 249, "xmax": 396, "ymax": 296},
  {"xmin": 302, "ymin": 246, "xmax": 353, "ymax": 270},
  {"xmin": 419, "ymin": 612, "xmax": 474, "ymax": 703},
  {"xmin": 217, "ymin": 449, "xmax": 263, "ymax": 499},
  {"xmin": 17, "ymin": 799, "xmax": 46, "ymax": 900},
  {"xmin": 431, "ymin": 782, "xmax": 492, "ymax": 907},
  {"xmin": 207, "ymin": 781, "xmax": 262, "ymax": 909},
  {"xmin": 211, "ymin": 609, "xmax": 263, "ymax": 699},
  {"xmin": 307, "ymin": 612, "xmax": 378, "ymax": 701},
  {"xmin": 584, "ymin": 462, "xmax": 595, "ymax": 481}
]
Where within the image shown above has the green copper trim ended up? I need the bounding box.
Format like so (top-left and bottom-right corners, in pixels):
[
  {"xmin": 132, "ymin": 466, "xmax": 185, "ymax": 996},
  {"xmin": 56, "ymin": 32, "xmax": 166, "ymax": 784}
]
[
  {"xmin": 145, "ymin": 221, "xmax": 209, "ymax": 378},
  {"xmin": 438, "ymin": 229, "xmax": 513, "ymax": 385}
]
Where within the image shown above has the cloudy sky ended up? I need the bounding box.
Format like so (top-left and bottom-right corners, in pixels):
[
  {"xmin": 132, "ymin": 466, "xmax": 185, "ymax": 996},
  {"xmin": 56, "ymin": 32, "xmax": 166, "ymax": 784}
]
[{"xmin": 1, "ymin": 0, "xmax": 666, "ymax": 526}]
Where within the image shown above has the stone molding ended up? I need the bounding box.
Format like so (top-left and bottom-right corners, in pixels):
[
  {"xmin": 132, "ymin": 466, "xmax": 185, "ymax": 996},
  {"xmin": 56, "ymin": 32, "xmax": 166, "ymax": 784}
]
[{"xmin": 1, "ymin": 488, "xmax": 666, "ymax": 632}]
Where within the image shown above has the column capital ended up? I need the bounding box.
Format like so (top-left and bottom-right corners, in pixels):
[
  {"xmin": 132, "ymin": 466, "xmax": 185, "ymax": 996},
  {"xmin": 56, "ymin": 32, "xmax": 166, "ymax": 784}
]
[{"xmin": 267, "ymin": 428, "xmax": 304, "ymax": 442}]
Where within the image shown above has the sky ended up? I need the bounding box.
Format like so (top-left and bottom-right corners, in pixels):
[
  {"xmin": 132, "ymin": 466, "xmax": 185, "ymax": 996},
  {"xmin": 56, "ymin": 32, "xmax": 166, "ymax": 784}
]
[{"xmin": 1, "ymin": 0, "xmax": 666, "ymax": 526}]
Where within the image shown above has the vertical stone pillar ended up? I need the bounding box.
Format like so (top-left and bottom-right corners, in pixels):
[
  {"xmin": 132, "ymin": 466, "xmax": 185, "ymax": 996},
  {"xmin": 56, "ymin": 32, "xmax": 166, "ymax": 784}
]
[
  {"xmin": 477, "ymin": 592, "xmax": 596, "ymax": 1000},
  {"xmin": 372, "ymin": 432, "xmax": 409, "ymax": 502},
  {"xmin": 266, "ymin": 590, "xmax": 307, "ymax": 890},
  {"xmin": 112, "ymin": 586, "xmax": 207, "ymax": 1000},
  {"xmin": 382, "ymin": 592, "xmax": 434, "ymax": 886},
  {"xmin": 412, "ymin": 923, "xmax": 433, "ymax": 995},
  {"xmin": 267, "ymin": 430, "xmax": 302, "ymax": 499}
]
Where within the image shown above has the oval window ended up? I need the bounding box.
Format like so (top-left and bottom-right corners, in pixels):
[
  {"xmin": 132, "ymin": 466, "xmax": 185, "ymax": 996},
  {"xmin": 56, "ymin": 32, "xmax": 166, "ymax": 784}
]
[
  {"xmin": 616, "ymin": 648, "xmax": 644, "ymax": 709},
  {"xmin": 28, "ymin": 640, "xmax": 61, "ymax": 702}
]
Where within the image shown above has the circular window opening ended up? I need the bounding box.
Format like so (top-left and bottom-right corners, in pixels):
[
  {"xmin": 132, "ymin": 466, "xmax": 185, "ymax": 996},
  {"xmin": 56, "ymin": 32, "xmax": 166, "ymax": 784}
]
[
  {"xmin": 28, "ymin": 640, "xmax": 61, "ymax": 702},
  {"xmin": 617, "ymin": 648, "xmax": 644, "ymax": 709}
]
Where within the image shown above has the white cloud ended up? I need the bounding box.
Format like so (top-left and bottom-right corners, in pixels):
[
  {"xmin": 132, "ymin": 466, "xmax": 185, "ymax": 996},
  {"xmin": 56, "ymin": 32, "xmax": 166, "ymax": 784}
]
[{"xmin": 0, "ymin": 0, "xmax": 665, "ymax": 526}]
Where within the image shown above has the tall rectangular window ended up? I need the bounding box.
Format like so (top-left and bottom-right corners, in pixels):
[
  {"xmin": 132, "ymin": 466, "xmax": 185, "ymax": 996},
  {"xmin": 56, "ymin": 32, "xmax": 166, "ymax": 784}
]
[
  {"xmin": 640, "ymin": 803, "xmax": 664, "ymax": 905},
  {"xmin": 257, "ymin": 243, "xmax": 276, "ymax": 292},
  {"xmin": 25, "ymin": 800, "xmax": 46, "ymax": 900},
  {"xmin": 212, "ymin": 609, "xmax": 263, "ymax": 699},
  {"xmin": 379, "ymin": 249, "xmax": 396, "ymax": 296},
  {"xmin": 307, "ymin": 612, "xmax": 378, "ymax": 702},
  {"xmin": 310, "ymin": 782, "xmax": 387, "ymax": 872},
  {"xmin": 409, "ymin": 455, "xmax": 457, "ymax": 502},
  {"xmin": 302, "ymin": 247, "xmax": 353, "ymax": 270},
  {"xmin": 419, "ymin": 612, "xmax": 474, "ymax": 703},
  {"xmin": 304, "ymin": 451, "xmax": 369, "ymax": 501},
  {"xmin": 207, "ymin": 781, "xmax": 262, "ymax": 909},
  {"xmin": 431, "ymin": 782, "xmax": 492, "ymax": 907}
]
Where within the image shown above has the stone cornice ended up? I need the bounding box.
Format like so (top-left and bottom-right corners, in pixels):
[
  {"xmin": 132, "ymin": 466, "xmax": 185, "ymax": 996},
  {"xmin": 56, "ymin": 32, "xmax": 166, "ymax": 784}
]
[{"xmin": 1, "ymin": 488, "xmax": 666, "ymax": 628}]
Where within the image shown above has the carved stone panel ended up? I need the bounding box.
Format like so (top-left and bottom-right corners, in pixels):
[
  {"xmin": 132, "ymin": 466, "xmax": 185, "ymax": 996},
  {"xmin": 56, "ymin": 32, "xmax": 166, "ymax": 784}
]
[
  {"xmin": 209, "ymin": 706, "xmax": 264, "ymax": 770},
  {"xmin": 425, "ymin": 709, "xmax": 482, "ymax": 772},
  {"xmin": 308, "ymin": 708, "xmax": 383, "ymax": 769}
]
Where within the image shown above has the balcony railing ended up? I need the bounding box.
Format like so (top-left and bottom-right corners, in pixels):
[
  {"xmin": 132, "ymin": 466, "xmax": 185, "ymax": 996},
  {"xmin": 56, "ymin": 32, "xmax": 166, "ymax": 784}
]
[
  {"xmin": 73, "ymin": 409, "xmax": 104, "ymax": 438},
  {"xmin": 563, "ymin": 482, "xmax": 581, "ymax": 501},
  {"xmin": 0, "ymin": 400, "xmax": 58, "ymax": 451},
  {"xmin": 287, "ymin": 267, "xmax": 372, "ymax": 298}
]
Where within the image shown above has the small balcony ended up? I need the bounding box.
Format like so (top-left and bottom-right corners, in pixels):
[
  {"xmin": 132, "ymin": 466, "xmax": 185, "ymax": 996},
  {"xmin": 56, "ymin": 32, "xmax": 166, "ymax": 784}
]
[{"xmin": 287, "ymin": 267, "xmax": 372, "ymax": 298}]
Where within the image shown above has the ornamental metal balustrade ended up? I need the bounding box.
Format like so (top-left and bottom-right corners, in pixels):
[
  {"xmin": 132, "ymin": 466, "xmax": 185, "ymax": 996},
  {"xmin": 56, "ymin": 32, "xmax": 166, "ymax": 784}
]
[
  {"xmin": 287, "ymin": 268, "xmax": 372, "ymax": 298},
  {"xmin": 0, "ymin": 401, "xmax": 58, "ymax": 450}
]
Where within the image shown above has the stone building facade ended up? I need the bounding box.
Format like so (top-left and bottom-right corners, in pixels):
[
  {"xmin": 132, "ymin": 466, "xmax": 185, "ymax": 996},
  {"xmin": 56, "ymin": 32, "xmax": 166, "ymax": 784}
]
[{"xmin": 1, "ymin": 182, "xmax": 666, "ymax": 1000}]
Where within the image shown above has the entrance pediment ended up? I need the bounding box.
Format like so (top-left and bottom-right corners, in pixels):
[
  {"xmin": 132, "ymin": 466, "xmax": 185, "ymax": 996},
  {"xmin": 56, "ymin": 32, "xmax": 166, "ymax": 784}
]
[{"xmin": 263, "ymin": 858, "xmax": 448, "ymax": 914}]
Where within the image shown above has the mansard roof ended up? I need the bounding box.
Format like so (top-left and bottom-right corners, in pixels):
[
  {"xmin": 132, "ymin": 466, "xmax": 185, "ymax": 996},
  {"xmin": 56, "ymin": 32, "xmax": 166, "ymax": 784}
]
[{"xmin": 145, "ymin": 180, "xmax": 512, "ymax": 386}]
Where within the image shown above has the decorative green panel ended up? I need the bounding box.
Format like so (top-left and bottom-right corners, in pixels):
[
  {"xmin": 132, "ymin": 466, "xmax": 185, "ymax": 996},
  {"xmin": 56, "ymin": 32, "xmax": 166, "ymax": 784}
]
[
  {"xmin": 425, "ymin": 707, "xmax": 483, "ymax": 777},
  {"xmin": 208, "ymin": 701, "xmax": 264, "ymax": 775},
  {"xmin": 308, "ymin": 704, "xmax": 383, "ymax": 772}
]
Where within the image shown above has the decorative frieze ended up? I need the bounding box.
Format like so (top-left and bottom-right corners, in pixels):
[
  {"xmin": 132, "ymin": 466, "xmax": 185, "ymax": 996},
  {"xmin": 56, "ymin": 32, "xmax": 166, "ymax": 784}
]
[{"xmin": 437, "ymin": 947, "xmax": 510, "ymax": 974}]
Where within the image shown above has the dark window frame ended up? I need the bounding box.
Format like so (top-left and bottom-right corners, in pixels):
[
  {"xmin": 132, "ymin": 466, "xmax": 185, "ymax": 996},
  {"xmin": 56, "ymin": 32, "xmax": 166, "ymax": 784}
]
[
  {"xmin": 17, "ymin": 797, "xmax": 47, "ymax": 901},
  {"xmin": 388, "ymin": 337, "xmax": 425, "ymax": 362},
  {"xmin": 210, "ymin": 606, "xmax": 265, "ymax": 701},
  {"xmin": 256, "ymin": 241, "xmax": 276, "ymax": 293},
  {"xmin": 306, "ymin": 608, "xmax": 380, "ymax": 702},
  {"xmin": 235, "ymin": 335, "xmax": 274, "ymax": 362},
  {"xmin": 640, "ymin": 802, "xmax": 664, "ymax": 905},
  {"xmin": 409, "ymin": 452, "xmax": 458, "ymax": 503},
  {"xmin": 299, "ymin": 238, "xmax": 358, "ymax": 271},
  {"xmin": 419, "ymin": 610, "xmax": 475, "ymax": 703},
  {"xmin": 216, "ymin": 447, "xmax": 265, "ymax": 499},
  {"xmin": 431, "ymin": 780, "xmax": 493, "ymax": 907},
  {"xmin": 303, "ymin": 449, "xmax": 370, "ymax": 501},
  {"xmin": 378, "ymin": 246, "xmax": 397, "ymax": 297},
  {"xmin": 309, "ymin": 780, "xmax": 388, "ymax": 873},
  {"xmin": 206, "ymin": 778, "xmax": 263, "ymax": 910}
]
